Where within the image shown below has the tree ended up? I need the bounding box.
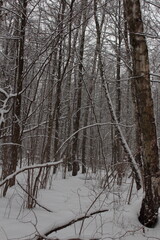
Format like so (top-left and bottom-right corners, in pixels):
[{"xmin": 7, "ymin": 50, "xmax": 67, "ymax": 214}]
[
  {"xmin": 9, "ymin": 0, "xmax": 27, "ymax": 186},
  {"xmin": 0, "ymin": 0, "xmax": 28, "ymax": 188},
  {"xmin": 112, "ymin": 0, "xmax": 122, "ymax": 185},
  {"xmin": 72, "ymin": 0, "xmax": 88, "ymax": 176},
  {"xmin": 94, "ymin": 0, "xmax": 142, "ymax": 189},
  {"xmin": 123, "ymin": 0, "xmax": 160, "ymax": 227}
]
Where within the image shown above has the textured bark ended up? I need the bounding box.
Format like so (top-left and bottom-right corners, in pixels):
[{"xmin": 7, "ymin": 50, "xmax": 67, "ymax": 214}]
[
  {"xmin": 123, "ymin": 2, "xmax": 142, "ymax": 190},
  {"xmin": 124, "ymin": 0, "xmax": 160, "ymax": 227},
  {"xmin": 10, "ymin": 0, "xmax": 27, "ymax": 186}
]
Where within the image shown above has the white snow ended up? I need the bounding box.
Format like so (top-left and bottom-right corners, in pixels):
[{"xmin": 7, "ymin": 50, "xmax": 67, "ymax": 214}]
[{"xmin": 0, "ymin": 171, "xmax": 160, "ymax": 240}]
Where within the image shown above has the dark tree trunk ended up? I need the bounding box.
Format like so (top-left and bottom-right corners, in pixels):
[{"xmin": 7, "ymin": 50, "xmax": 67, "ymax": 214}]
[
  {"xmin": 113, "ymin": 0, "xmax": 122, "ymax": 186},
  {"xmin": 64, "ymin": 1, "xmax": 81, "ymax": 172},
  {"xmin": 123, "ymin": 2, "xmax": 142, "ymax": 190},
  {"xmin": 10, "ymin": 0, "xmax": 27, "ymax": 186},
  {"xmin": 124, "ymin": 0, "xmax": 160, "ymax": 227},
  {"xmin": 72, "ymin": 0, "xmax": 87, "ymax": 176},
  {"xmin": 0, "ymin": 0, "xmax": 3, "ymax": 25}
]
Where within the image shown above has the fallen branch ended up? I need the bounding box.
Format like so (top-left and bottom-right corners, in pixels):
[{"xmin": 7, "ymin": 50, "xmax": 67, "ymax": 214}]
[
  {"xmin": 36, "ymin": 209, "xmax": 109, "ymax": 240},
  {"xmin": 17, "ymin": 181, "xmax": 53, "ymax": 213},
  {"xmin": 0, "ymin": 160, "xmax": 63, "ymax": 187}
]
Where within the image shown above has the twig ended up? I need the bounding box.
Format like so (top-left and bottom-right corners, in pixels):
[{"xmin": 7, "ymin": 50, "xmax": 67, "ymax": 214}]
[
  {"xmin": 127, "ymin": 175, "xmax": 134, "ymax": 205},
  {"xmin": 17, "ymin": 181, "xmax": 53, "ymax": 213}
]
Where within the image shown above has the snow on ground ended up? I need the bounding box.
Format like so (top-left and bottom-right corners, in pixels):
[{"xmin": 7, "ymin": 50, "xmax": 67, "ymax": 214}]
[{"xmin": 0, "ymin": 170, "xmax": 160, "ymax": 240}]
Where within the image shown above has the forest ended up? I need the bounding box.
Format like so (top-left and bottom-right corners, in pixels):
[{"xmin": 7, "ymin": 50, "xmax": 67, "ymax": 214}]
[{"xmin": 0, "ymin": 0, "xmax": 160, "ymax": 239}]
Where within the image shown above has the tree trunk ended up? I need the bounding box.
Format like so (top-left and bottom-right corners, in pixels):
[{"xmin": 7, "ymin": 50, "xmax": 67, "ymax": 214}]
[
  {"xmin": 124, "ymin": 0, "xmax": 160, "ymax": 227},
  {"xmin": 10, "ymin": 0, "xmax": 27, "ymax": 186},
  {"xmin": 113, "ymin": 0, "xmax": 122, "ymax": 186},
  {"xmin": 94, "ymin": 0, "xmax": 142, "ymax": 188},
  {"xmin": 72, "ymin": 0, "xmax": 88, "ymax": 176},
  {"xmin": 123, "ymin": 3, "xmax": 142, "ymax": 190},
  {"xmin": 0, "ymin": 0, "xmax": 3, "ymax": 26},
  {"xmin": 52, "ymin": 1, "xmax": 67, "ymax": 174}
]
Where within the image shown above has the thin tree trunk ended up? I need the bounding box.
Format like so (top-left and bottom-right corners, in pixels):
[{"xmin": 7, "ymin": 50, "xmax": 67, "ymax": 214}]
[
  {"xmin": 81, "ymin": 38, "xmax": 99, "ymax": 174},
  {"xmin": 53, "ymin": 0, "xmax": 77, "ymax": 174},
  {"xmin": 72, "ymin": 0, "xmax": 88, "ymax": 176},
  {"xmin": 0, "ymin": 0, "xmax": 3, "ymax": 26},
  {"xmin": 44, "ymin": 51, "xmax": 58, "ymax": 164},
  {"xmin": 53, "ymin": 1, "xmax": 66, "ymax": 160},
  {"xmin": 113, "ymin": 0, "xmax": 122, "ymax": 185}
]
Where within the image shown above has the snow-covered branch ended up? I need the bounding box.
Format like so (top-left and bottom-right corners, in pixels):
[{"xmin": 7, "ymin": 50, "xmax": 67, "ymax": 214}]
[
  {"xmin": 0, "ymin": 87, "xmax": 18, "ymax": 126},
  {"xmin": 146, "ymin": 1, "xmax": 160, "ymax": 8},
  {"xmin": 36, "ymin": 209, "xmax": 108, "ymax": 240},
  {"xmin": 56, "ymin": 122, "xmax": 134, "ymax": 155},
  {"xmin": 102, "ymin": 82, "xmax": 142, "ymax": 184},
  {"xmin": 0, "ymin": 160, "xmax": 63, "ymax": 187},
  {"xmin": 150, "ymin": 73, "xmax": 160, "ymax": 79},
  {"xmin": 23, "ymin": 121, "xmax": 48, "ymax": 134}
]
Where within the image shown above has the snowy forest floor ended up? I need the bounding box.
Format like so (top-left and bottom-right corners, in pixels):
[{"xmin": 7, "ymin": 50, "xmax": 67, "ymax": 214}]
[{"xmin": 0, "ymin": 169, "xmax": 160, "ymax": 240}]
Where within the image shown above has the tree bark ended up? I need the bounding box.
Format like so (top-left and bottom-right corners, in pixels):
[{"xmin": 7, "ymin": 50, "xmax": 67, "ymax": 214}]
[
  {"xmin": 113, "ymin": 0, "xmax": 122, "ymax": 186},
  {"xmin": 94, "ymin": 0, "xmax": 142, "ymax": 187},
  {"xmin": 10, "ymin": 0, "xmax": 27, "ymax": 186},
  {"xmin": 72, "ymin": 0, "xmax": 88, "ymax": 176},
  {"xmin": 0, "ymin": 0, "xmax": 3, "ymax": 25},
  {"xmin": 123, "ymin": 0, "xmax": 160, "ymax": 227},
  {"xmin": 123, "ymin": 2, "xmax": 142, "ymax": 190}
]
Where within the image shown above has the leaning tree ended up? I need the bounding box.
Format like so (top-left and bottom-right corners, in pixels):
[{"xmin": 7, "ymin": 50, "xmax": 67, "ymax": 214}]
[{"xmin": 124, "ymin": 0, "xmax": 160, "ymax": 227}]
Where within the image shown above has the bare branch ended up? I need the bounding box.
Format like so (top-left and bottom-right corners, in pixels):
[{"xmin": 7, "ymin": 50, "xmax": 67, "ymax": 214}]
[
  {"xmin": 17, "ymin": 181, "xmax": 53, "ymax": 213},
  {"xmin": 56, "ymin": 122, "xmax": 134, "ymax": 156},
  {"xmin": 36, "ymin": 209, "xmax": 108, "ymax": 240},
  {"xmin": 146, "ymin": 1, "xmax": 160, "ymax": 9},
  {"xmin": 0, "ymin": 160, "xmax": 63, "ymax": 187}
]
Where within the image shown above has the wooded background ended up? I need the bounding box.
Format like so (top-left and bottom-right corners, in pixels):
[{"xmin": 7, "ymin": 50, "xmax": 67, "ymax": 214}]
[{"xmin": 0, "ymin": 0, "xmax": 160, "ymax": 228}]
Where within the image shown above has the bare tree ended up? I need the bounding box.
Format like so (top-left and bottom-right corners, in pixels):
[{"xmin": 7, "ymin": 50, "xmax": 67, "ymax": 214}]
[{"xmin": 72, "ymin": 0, "xmax": 88, "ymax": 176}]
